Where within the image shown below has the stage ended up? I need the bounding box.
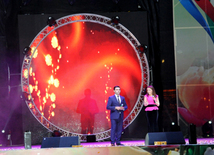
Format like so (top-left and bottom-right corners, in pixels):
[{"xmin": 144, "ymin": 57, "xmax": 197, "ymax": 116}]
[{"xmin": 1, "ymin": 138, "xmax": 214, "ymax": 155}]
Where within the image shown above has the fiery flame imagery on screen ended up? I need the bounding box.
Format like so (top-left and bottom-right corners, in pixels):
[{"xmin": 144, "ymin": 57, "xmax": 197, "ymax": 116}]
[{"xmin": 24, "ymin": 21, "xmax": 142, "ymax": 134}]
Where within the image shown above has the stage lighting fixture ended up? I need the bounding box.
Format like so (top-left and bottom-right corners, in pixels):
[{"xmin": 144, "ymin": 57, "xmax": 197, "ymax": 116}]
[
  {"xmin": 24, "ymin": 131, "xmax": 31, "ymax": 149},
  {"xmin": 202, "ymin": 121, "xmax": 213, "ymax": 138},
  {"xmin": 170, "ymin": 122, "xmax": 180, "ymax": 131},
  {"xmin": 86, "ymin": 135, "xmax": 96, "ymax": 142},
  {"xmin": 111, "ymin": 16, "xmax": 120, "ymax": 25},
  {"xmin": 23, "ymin": 46, "xmax": 31, "ymax": 56},
  {"xmin": 22, "ymin": 0, "xmax": 32, "ymax": 6},
  {"xmin": 2, "ymin": 130, "xmax": 5, "ymax": 133},
  {"xmin": 52, "ymin": 130, "xmax": 62, "ymax": 137},
  {"xmin": 68, "ymin": 0, "xmax": 76, "ymax": 5},
  {"xmin": 47, "ymin": 16, "xmax": 56, "ymax": 27},
  {"xmin": 112, "ymin": 0, "xmax": 120, "ymax": 4},
  {"xmin": 136, "ymin": 45, "xmax": 147, "ymax": 53}
]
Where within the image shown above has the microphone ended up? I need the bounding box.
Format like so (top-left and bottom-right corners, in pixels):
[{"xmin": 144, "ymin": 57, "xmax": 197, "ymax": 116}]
[
  {"xmin": 119, "ymin": 104, "xmax": 124, "ymax": 114},
  {"xmin": 152, "ymin": 95, "xmax": 156, "ymax": 103}
]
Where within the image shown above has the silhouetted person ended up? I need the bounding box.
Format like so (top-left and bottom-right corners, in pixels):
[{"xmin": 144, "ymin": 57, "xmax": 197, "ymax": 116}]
[{"xmin": 77, "ymin": 89, "xmax": 99, "ymax": 134}]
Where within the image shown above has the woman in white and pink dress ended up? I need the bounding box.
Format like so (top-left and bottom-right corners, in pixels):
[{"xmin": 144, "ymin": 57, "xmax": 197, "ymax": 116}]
[{"xmin": 144, "ymin": 85, "xmax": 160, "ymax": 132}]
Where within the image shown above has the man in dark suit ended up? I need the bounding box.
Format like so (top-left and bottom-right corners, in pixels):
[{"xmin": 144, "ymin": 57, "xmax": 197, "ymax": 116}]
[{"xmin": 106, "ymin": 86, "xmax": 128, "ymax": 146}]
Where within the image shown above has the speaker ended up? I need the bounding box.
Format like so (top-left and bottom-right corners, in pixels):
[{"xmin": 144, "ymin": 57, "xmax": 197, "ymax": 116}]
[
  {"xmin": 189, "ymin": 124, "xmax": 197, "ymax": 144},
  {"xmin": 145, "ymin": 132, "xmax": 185, "ymax": 145},
  {"xmin": 41, "ymin": 136, "xmax": 80, "ymax": 148}
]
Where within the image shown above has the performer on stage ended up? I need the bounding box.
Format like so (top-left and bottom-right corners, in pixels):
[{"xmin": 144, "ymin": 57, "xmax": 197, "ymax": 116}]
[
  {"xmin": 106, "ymin": 86, "xmax": 128, "ymax": 146},
  {"xmin": 144, "ymin": 85, "xmax": 160, "ymax": 132}
]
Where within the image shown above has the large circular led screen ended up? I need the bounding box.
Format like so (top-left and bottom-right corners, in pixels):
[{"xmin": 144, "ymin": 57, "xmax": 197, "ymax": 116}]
[{"xmin": 21, "ymin": 14, "xmax": 149, "ymax": 141}]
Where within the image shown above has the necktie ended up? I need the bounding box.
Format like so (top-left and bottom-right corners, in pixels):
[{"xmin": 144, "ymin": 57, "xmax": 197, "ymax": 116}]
[{"xmin": 117, "ymin": 96, "xmax": 120, "ymax": 103}]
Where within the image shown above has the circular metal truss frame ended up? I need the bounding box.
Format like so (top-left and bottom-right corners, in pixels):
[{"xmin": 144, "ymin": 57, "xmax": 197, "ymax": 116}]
[{"xmin": 21, "ymin": 13, "xmax": 150, "ymax": 141}]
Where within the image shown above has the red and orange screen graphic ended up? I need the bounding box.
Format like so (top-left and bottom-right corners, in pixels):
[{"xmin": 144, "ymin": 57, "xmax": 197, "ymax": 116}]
[{"xmin": 28, "ymin": 22, "xmax": 142, "ymax": 134}]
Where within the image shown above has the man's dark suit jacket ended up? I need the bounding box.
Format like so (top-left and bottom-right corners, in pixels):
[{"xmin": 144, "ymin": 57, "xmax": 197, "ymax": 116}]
[{"xmin": 106, "ymin": 95, "xmax": 128, "ymax": 119}]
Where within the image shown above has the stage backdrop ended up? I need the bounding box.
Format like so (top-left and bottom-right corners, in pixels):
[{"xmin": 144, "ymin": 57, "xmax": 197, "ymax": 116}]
[
  {"xmin": 18, "ymin": 12, "xmax": 148, "ymax": 144},
  {"xmin": 173, "ymin": 0, "xmax": 214, "ymax": 136}
]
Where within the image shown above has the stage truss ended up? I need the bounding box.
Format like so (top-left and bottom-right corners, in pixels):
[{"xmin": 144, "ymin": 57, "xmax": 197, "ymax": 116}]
[{"xmin": 21, "ymin": 13, "xmax": 150, "ymax": 141}]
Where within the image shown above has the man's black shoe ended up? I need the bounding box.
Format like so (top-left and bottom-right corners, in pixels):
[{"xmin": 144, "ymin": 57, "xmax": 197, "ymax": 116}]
[
  {"xmin": 116, "ymin": 143, "xmax": 124, "ymax": 146},
  {"xmin": 111, "ymin": 144, "xmax": 115, "ymax": 146}
]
